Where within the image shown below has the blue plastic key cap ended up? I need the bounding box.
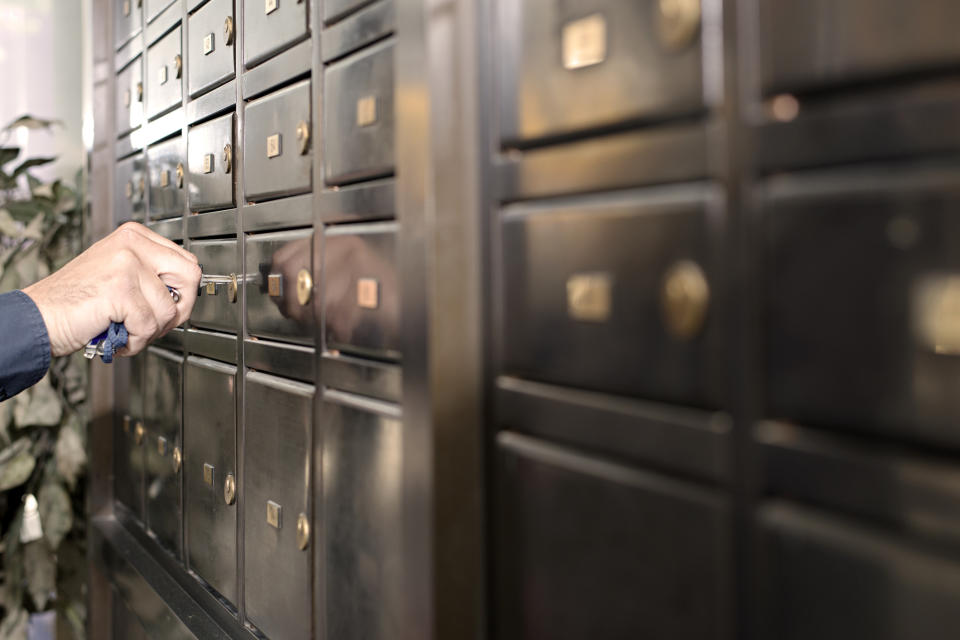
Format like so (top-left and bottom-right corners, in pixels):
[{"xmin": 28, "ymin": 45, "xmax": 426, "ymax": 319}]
[{"xmin": 83, "ymin": 286, "xmax": 181, "ymax": 363}]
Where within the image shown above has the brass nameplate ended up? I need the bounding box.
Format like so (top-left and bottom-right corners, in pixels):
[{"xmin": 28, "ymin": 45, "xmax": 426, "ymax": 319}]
[
  {"xmin": 159, "ymin": 64, "xmax": 168, "ymax": 85},
  {"xmin": 267, "ymin": 273, "xmax": 283, "ymax": 297},
  {"xmin": 206, "ymin": 281, "xmax": 218, "ymax": 295},
  {"xmin": 159, "ymin": 169, "xmax": 169, "ymax": 188},
  {"xmin": 356, "ymin": 95, "xmax": 378, "ymax": 127},
  {"xmin": 203, "ymin": 463, "xmax": 214, "ymax": 486},
  {"xmin": 566, "ymin": 272, "xmax": 612, "ymax": 322},
  {"xmin": 202, "ymin": 153, "xmax": 214, "ymax": 174},
  {"xmin": 123, "ymin": 0, "xmax": 131, "ymax": 17},
  {"xmin": 267, "ymin": 133, "xmax": 282, "ymax": 158},
  {"xmin": 562, "ymin": 13, "xmax": 607, "ymax": 70},
  {"xmin": 265, "ymin": 0, "xmax": 278, "ymax": 14},
  {"xmin": 266, "ymin": 500, "xmax": 282, "ymax": 529},
  {"xmin": 357, "ymin": 278, "xmax": 380, "ymax": 309},
  {"xmin": 124, "ymin": 89, "xmax": 131, "ymax": 108},
  {"xmin": 203, "ymin": 33, "xmax": 215, "ymax": 55}
]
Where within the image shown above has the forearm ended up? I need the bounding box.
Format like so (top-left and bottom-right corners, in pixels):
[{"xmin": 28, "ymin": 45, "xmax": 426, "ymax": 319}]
[{"xmin": 0, "ymin": 290, "xmax": 51, "ymax": 401}]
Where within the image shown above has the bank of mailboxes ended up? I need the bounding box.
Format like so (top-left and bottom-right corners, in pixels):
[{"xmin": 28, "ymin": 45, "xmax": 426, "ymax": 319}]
[
  {"xmin": 112, "ymin": 0, "xmax": 400, "ymax": 637},
  {"xmin": 491, "ymin": 0, "xmax": 725, "ymax": 636}
]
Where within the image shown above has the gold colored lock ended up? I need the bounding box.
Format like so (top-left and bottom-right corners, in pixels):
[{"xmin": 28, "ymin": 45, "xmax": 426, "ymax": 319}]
[
  {"xmin": 176, "ymin": 162, "xmax": 184, "ymax": 188},
  {"xmin": 296, "ymin": 120, "xmax": 310, "ymax": 154},
  {"xmin": 174, "ymin": 54, "xmax": 183, "ymax": 79},
  {"xmin": 134, "ymin": 421, "xmax": 145, "ymax": 445},
  {"xmin": 228, "ymin": 273, "xmax": 238, "ymax": 303},
  {"xmin": 657, "ymin": 0, "xmax": 701, "ymax": 51},
  {"xmin": 297, "ymin": 513, "xmax": 310, "ymax": 550},
  {"xmin": 660, "ymin": 260, "xmax": 709, "ymax": 340},
  {"xmin": 223, "ymin": 16, "xmax": 235, "ymax": 46},
  {"xmin": 296, "ymin": 269, "xmax": 312, "ymax": 306},
  {"xmin": 122, "ymin": 415, "xmax": 131, "ymax": 434},
  {"xmin": 172, "ymin": 447, "xmax": 182, "ymax": 473},
  {"xmin": 224, "ymin": 473, "xmax": 236, "ymax": 505},
  {"xmin": 222, "ymin": 143, "xmax": 232, "ymax": 173}
]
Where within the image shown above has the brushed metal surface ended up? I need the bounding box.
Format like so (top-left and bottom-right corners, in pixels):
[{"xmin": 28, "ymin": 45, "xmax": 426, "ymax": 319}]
[
  {"xmin": 115, "ymin": 0, "xmax": 143, "ymax": 48},
  {"xmin": 320, "ymin": 352, "xmax": 401, "ymax": 403},
  {"xmin": 324, "ymin": 0, "xmax": 375, "ymax": 25},
  {"xmin": 145, "ymin": 0, "xmax": 176, "ymax": 24},
  {"xmin": 143, "ymin": 348, "xmax": 183, "ymax": 557},
  {"xmin": 114, "ymin": 354, "xmax": 145, "ymax": 521},
  {"xmin": 145, "ymin": 24, "xmax": 183, "ymax": 120},
  {"xmin": 188, "ymin": 0, "xmax": 236, "ymax": 97},
  {"xmin": 244, "ymin": 371, "xmax": 313, "ymax": 640},
  {"xmin": 244, "ymin": 80, "xmax": 313, "ymax": 200},
  {"xmin": 243, "ymin": 0, "xmax": 308, "ymax": 68},
  {"xmin": 322, "ymin": 0, "xmax": 394, "ymax": 62},
  {"xmin": 758, "ymin": 502, "xmax": 960, "ymax": 640},
  {"xmin": 765, "ymin": 163, "xmax": 960, "ymax": 447},
  {"xmin": 115, "ymin": 153, "xmax": 146, "ymax": 223},
  {"xmin": 496, "ymin": 376, "xmax": 730, "ymax": 482},
  {"xmin": 496, "ymin": 432, "xmax": 731, "ymax": 639},
  {"xmin": 322, "ymin": 391, "xmax": 403, "ymax": 640},
  {"xmin": 189, "ymin": 238, "xmax": 240, "ymax": 333},
  {"xmin": 324, "ymin": 38, "xmax": 395, "ymax": 185},
  {"xmin": 323, "ymin": 221, "xmax": 400, "ymax": 360},
  {"xmin": 497, "ymin": 0, "xmax": 705, "ymax": 146},
  {"xmin": 760, "ymin": 0, "xmax": 960, "ymax": 95},
  {"xmin": 146, "ymin": 135, "xmax": 185, "ymax": 220},
  {"xmin": 184, "ymin": 356, "xmax": 238, "ymax": 607},
  {"xmin": 116, "ymin": 55, "xmax": 144, "ymax": 137},
  {"xmin": 499, "ymin": 185, "xmax": 722, "ymax": 407},
  {"xmin": 245, "ymin": 227, "xmax": 315, "ymax": 344},
  {"xmin": 187, "ymin": 112, "xmax": 235, "ymax": 211}
]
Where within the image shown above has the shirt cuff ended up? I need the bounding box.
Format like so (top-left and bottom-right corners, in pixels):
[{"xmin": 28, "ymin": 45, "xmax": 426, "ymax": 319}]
[{"xmin": 0, "ymin": 290, "xmax": 51, "ymax": 401}]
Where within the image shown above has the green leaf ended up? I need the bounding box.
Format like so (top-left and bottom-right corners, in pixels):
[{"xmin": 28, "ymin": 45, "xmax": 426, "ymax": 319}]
[
  {"xmin": 0, "ymin": 146, "xmax": 20, "ymax": 168},
  {"xmin": 0, "ymin": 607, "xmax": 27, "ymax": 640},
  {"xmin": 13, "ymin": 374, "xmax": 62, "ymax": 428},
  {"xmin": 4, "ymin": 200, "xmax": 47, "ymax": 223},
  {"xmin": 12, "ymin": 157, "xmax": 56, "ymax": 178},
  {"xmin": 0, "ymin": 435, "xmax": 30, "ymax": 464},
  {"xmin": 0, "ymin": 448, "xmax": 35, "ymax": 491},
  {"xmin": 0, "ymin": 208, "xmax": 22, "ymax": 238},
  {"xmin": 55, "ymin": 417, "xmax": 86, "ymax": 490},
  {"xmin": 23, "ymin": 539, "xmax": 56, "ymax": 611},
  {"xmin": 4, "ymin": 115, "xmax": 62, "ymax": 132},
  {"xmin": 38, "ymin": 482, "xmax": 72, "ymax": 550}
]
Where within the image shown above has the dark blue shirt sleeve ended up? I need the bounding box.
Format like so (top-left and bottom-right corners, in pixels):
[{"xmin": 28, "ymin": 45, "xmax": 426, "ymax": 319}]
[{"xmin": 0, "ymin": 290, "xmax": 51, "ymax": 401}]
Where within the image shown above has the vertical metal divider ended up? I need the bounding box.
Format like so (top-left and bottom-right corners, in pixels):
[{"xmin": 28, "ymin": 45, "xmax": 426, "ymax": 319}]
[
  {"xmin": 397, "ymin": 0, "xmax": 487, "ymax": 638},
  {"xmin": 90, "ymin": 1, "xmax": 119, "ymax": 636},
  {"xmin": 721, "ymin": 0, "xmax": 762, "ymax": 638},
  {"xmin": 475, "ymin": 0, "xmax": 498, "ymax": 636},
  {"xmin": 233, "ymin": 0, "xmax": 248, "ymax": 627},
  {"xmin": 177, "ymin": 0, "xmax": 190, "ymax": 576},
  {"xmin": 309, "ymin": 0, "xmax": 324, "ymax": 638}
]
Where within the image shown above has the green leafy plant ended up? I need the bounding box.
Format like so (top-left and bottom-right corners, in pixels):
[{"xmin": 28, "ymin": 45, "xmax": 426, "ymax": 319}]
[{"xmin": 0, "ymin": 116, "xmax": 87, "ymax": 640}]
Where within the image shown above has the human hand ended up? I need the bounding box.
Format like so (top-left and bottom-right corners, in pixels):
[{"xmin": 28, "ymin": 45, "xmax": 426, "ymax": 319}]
[{"xmin": 23, "ymin": 222, "xmax": 201, "ymax": 357}]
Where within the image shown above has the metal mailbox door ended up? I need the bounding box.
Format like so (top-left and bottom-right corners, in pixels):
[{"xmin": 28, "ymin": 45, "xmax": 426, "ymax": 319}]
[
  {"xmin": 143, "ymin": 347, "xmax": 183, "ymax": 557},
  {"xmin": 245, "ymin": 228, "xmax": 315, "ymax": 344}
]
